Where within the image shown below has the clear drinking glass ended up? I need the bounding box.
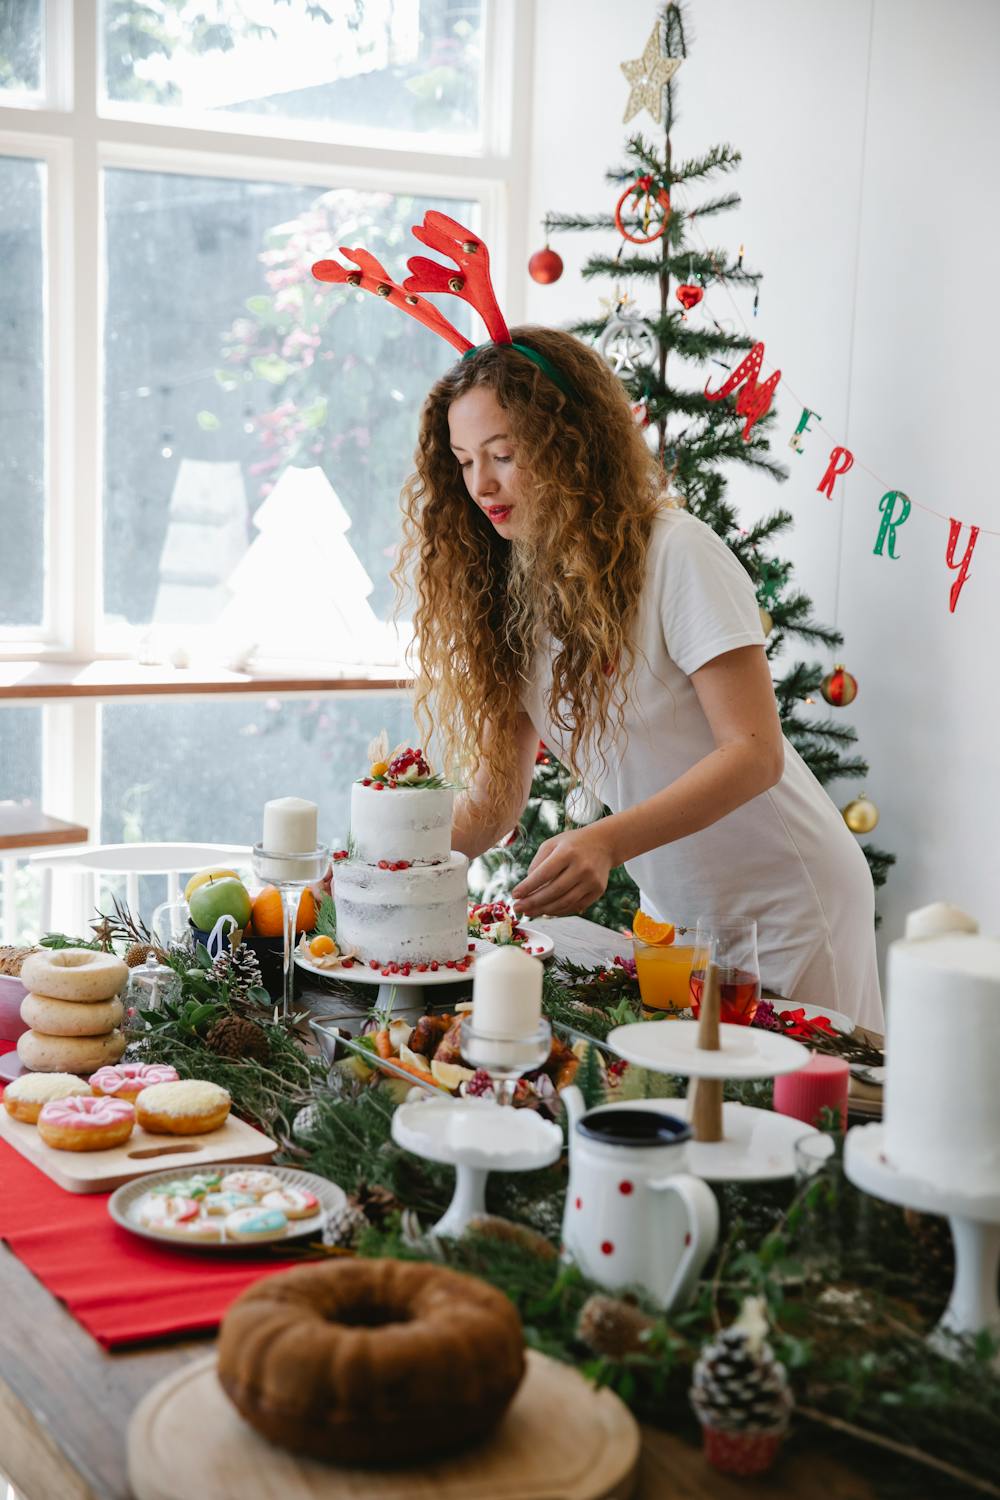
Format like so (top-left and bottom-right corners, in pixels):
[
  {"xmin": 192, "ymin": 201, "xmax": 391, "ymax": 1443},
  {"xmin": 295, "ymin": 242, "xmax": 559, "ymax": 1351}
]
[
  {"xmin": 689, "ymin": 918, "xmax": 761, "ymax": 1026},
  {"xmin": 252, "ymin": 843, "xmax": 328, "ymax": 1022},
  {"xmin": 631, "ymin": 919, "xmax": 706, "ymax": 1013},
  {"xmin": 459, "ymin": 1018, "xmax": 552, "ymax": 1106}
]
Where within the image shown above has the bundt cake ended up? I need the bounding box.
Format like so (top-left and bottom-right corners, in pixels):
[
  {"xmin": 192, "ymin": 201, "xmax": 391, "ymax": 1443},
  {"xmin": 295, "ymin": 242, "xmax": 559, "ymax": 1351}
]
[{"xmin": 217, "ymin": 1257, "xmax": 526, "ymax": 1464}]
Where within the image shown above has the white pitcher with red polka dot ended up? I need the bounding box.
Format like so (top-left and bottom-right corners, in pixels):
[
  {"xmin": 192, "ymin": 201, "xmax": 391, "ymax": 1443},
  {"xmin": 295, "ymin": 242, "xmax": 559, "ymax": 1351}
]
[{"xmin": 560, "ymin": 1088, "xmax": 719, "ymax": 1310}]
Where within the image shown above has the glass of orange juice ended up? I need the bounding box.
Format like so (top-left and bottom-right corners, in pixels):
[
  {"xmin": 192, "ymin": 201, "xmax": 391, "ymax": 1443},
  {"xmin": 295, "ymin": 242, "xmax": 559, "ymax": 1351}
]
[{"xmin": 631, "ymin": 917, "xmax": 705, "ymax": 1013}]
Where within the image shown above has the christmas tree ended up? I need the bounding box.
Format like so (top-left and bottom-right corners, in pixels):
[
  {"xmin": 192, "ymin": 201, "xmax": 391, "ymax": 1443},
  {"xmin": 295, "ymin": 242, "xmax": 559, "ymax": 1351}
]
[{"xmin": 470, "ymin": 1, "xmax": 894, "ymax": 931}]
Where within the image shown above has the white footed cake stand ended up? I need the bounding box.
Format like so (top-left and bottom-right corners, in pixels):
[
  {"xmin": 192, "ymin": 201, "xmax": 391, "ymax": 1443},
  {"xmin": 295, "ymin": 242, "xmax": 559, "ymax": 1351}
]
[
  {"xmin": 296, "ymin": 930, "xmax": 553, "ymax": 1018},
  {"xmin": 391, "ymin": 1095, "xmax": 563, "ymax": 1238},
  {"xmin": 845, "ymin": 1123, "xmax": 1000, "ymax": 1370},
  {"xmin": 605, "ymin": 1015, "xmax": 814, "ymax": 1183}
]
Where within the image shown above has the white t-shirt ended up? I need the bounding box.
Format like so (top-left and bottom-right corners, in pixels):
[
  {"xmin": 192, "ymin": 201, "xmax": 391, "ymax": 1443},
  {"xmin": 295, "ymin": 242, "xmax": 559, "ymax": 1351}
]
[{"xmin": 520, "ymin": 508, "xmax": 883, "ymax": 1030}]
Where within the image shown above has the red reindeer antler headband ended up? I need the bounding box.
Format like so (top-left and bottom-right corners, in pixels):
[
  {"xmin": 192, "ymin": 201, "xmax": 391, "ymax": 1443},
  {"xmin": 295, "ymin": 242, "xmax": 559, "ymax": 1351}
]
[{"xmin": 312, "ymin": 210, "xmax": 576, "ymax": 399}]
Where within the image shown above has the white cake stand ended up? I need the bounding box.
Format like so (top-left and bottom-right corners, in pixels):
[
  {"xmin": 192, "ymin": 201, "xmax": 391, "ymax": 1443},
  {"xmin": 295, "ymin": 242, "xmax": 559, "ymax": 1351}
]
[
  {"xmin": 845, "ymin": 1123, "xmax": 1000, "ymax": 1370},
  {"xmin": 391, "ymin": 1095, "xmax": 563, "ymax": 1238},
  {"xmin": 605, "ymin": 1019, "xmax": 813, "ymax": 1183},
  {"xmin": 296, "ymin": 929, "xmax": 554, "ymax": 1017},
  {"xmin": 585, "ymin": 1096, "xmax": 820, "ymax": 1183}
]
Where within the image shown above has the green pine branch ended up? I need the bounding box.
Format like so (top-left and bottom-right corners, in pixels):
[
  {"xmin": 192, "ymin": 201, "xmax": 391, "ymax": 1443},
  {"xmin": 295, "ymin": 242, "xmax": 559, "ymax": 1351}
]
[
  {"xmin": 687, "ymin": 192, "xmax": 742, "ymax": 219},
  {"xmin": 781, "ymin": 714, "xmax": 862, "ymax": 745}
]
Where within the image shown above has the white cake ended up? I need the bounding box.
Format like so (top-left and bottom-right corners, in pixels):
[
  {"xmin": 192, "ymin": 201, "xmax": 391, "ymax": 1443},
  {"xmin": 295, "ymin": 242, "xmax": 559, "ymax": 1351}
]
[
  {"xmin": 334, "ymin": 739, "xmax": 469, "ymax": 965},
  {"xmin": 349, "ymin": 782, "xmax": 452, "ymax": 866},
  {"xmin": 883, "ymin": 903, "xmax": 1000, "ymax": 1194}
]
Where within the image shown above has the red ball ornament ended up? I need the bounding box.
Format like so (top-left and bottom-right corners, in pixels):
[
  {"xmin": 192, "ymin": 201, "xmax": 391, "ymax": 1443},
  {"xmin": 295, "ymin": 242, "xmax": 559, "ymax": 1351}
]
[
  {"xmin": 676, "ymin": 283, "xmax": 704, "ymax": 314},
  {"xmin": 820, "ymin": 664, "xmax": 858, "ymax": 707},
  {"xmin": 528, "ymin": 247, "xmax": 563, "ymax": 285}
]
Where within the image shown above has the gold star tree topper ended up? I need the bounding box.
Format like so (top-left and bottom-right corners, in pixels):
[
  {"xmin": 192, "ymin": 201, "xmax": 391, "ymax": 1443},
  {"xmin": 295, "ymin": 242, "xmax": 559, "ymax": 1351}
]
[{"xmin": 621, "ymin": 21, "xmax": 682, "ymax": 125}]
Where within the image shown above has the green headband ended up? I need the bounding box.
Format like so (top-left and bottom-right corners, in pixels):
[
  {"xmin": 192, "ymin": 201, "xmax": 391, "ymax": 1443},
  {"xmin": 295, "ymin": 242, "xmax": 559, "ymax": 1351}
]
[{"xmin": 461, "ymin": 342, "xmax": 578, "ymax": 401}]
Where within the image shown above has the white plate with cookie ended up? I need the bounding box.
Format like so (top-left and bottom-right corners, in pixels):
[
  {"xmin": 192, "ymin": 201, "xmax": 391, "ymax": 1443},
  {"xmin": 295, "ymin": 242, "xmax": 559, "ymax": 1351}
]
[{"xmin": 108, "ymin": 1162, "xmax": 346, "ymax": 1251}]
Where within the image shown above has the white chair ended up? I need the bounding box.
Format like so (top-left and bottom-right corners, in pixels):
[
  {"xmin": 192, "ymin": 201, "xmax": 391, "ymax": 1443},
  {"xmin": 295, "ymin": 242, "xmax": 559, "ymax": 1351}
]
[{"xmin": 28, "ymin": 842, "xmax": 253, "ymax": 937}]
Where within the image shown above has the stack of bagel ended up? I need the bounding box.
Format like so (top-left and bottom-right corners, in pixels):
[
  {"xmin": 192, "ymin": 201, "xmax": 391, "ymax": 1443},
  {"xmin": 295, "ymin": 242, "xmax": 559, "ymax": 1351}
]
[{"xmin": 16, "ymin": 948, "xmax": 129, "ymax": 1074}]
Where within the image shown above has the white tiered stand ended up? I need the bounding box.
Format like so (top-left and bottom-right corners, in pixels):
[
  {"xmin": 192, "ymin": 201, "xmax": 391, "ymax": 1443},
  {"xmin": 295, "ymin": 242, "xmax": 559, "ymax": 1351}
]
[
  {"xmin": 846, "ymin": 1124, "xmax": 1000, "ymax": 1370},
  {"xmin": 605, "ymin": 1018, "xmax": 816, "ymax": 1182}
]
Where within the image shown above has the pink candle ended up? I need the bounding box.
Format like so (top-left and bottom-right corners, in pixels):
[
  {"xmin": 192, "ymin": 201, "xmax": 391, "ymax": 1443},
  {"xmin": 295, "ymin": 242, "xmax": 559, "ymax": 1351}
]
[{"xmin": 773, "ymin": 1052, "xmax": 849, "ymax": 1131}]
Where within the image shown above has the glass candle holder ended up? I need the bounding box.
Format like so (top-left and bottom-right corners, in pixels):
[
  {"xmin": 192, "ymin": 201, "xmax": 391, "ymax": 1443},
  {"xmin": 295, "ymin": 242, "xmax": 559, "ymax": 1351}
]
[
  {"xmin": 459, "ymin": 1017, "xmax": 552, "ymax": 1106},
  {"xmin": 252, "ymin": 842, "xmax": 328, "ymax": 1022}
]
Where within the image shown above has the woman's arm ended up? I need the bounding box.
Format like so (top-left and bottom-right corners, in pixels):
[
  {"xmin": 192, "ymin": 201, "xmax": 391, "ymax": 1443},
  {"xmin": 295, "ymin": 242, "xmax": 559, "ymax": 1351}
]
[
  {"xmin": 512, "ymin": 645, "xmax": 784, "ymax": 917},
  {"xmin": 452, "ymin": 709, "xmax": 541, "ymax": 860}
]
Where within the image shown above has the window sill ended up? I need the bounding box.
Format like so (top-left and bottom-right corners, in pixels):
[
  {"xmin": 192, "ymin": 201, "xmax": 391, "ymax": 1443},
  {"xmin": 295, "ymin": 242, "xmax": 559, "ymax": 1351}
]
[{"xmin": 0, "ymin": 660, "xmax": 412, "ymax": 701}]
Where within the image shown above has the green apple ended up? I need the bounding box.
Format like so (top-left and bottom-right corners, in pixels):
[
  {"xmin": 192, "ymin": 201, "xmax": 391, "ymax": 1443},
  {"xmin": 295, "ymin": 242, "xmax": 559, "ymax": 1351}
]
[{"xmin": 188, "ymin": 876, "xmax": 252, "ymax": 933}]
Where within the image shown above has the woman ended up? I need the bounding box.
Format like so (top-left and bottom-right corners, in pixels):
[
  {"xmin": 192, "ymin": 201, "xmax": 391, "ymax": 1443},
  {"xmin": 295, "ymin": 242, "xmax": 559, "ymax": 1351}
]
[{"xmin": 396, "ymin": 324, "xmax": 882, "ymax": 1029}]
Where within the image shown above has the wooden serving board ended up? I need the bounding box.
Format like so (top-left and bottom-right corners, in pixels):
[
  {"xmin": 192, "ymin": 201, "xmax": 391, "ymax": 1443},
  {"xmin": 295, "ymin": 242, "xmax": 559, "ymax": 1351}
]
[
  {"xmin": 0, "ymin": 1108, "xmax": 276, "ymax": 1193},
  {"xmin": 128, "ymin": 1349, "xmax": 640, "ymax": 1500}
]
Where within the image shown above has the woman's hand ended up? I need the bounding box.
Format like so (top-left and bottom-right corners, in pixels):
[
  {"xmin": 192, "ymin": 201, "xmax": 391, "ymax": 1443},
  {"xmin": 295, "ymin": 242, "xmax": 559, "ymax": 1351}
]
[
  {"xmin": 308, "ymin": 862, "xmax": 334, "ymax": 907},
  {"xmin": 511, "ymin": 824, "xmax": 616, "ymax": 918}
]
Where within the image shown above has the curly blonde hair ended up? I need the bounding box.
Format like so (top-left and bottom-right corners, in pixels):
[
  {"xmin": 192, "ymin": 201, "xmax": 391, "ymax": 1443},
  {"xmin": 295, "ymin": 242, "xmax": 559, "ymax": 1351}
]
[{"xmin": 395, "ymin": 324, "xmax": 663, "ymax": 810}]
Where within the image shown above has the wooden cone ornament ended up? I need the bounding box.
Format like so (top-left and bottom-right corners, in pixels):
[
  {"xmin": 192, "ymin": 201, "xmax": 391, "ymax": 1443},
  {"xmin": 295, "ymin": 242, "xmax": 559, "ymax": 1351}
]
[
  {"xmin": 820, "ymin": 664, "xmax": 858, "ymax": 707},
  {"xmin": 691, "ymin": 962, "xmax": 723, "ymax": 1143}
]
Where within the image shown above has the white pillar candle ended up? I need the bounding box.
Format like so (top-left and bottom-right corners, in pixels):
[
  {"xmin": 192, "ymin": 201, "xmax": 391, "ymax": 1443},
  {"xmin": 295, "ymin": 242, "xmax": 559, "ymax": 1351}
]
[
  {"xmin": 263, "ymin": 797, "xmax": 318, "ymax": 854},
  {"xmin": 471, "ymin": 945, "xmax": 543, "ymax": 1039}
]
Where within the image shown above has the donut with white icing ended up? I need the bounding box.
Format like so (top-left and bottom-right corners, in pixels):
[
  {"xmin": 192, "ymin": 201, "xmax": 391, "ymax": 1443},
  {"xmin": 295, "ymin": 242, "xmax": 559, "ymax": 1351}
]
[
  {"xmin": 20, "ymin": 948, "xmax": 128, "ymax": 1002},
  {"xmin": 21, "ymin": 993, "xmax": 123, "ymax": 1037},
  {"xmin": 3, "ymin": 1072, "xmax": 92, "ymax": 1124},
  {"xmin": 17, "ymin": 1028, "xmax": 126, "ymax": 1075},
  {"xmin": 89, "ymin": 1061, "xmax": 179, "ymax": 1101},
  {"xmin": 36, "ymin": 1093, "xmax": 135, "ymax": 1151},
  {"xmin": 135, "ymin": 1079, "xmax": 230, "ymax": 1135}
]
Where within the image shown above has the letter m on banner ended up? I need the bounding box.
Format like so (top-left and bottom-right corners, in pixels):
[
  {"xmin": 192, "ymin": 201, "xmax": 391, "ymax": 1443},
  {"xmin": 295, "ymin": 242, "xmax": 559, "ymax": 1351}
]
[{"xmin": 704, "ymin": 342, "xmax": 781, "ymax": 443}]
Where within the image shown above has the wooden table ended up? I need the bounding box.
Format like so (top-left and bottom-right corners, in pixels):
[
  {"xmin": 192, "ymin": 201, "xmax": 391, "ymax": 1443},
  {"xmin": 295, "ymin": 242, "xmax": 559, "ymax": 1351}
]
[{"xmin": 0, "ymin": 916, "xmax": 878, "ymax": 1499}]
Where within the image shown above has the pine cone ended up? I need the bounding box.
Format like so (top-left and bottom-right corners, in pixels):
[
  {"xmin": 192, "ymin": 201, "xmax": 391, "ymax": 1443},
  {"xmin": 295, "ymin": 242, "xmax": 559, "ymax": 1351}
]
[
  {"xmin": 577, "ymin": 1294, "xmax": 656, "ymax": 1358},
  {"xmin": 204, "ymin": 1015, "xmax": 270, "ymax": 1064},
  {"xmin": 125, "ymin": 942, "xmax": 168, "ymax": 968},
  {"xmin": 690, "ymin": 1298, "xmax": 792, "ymax": 1437},
  {"xmin": 351, "ymin": 1182, "xmax": 400, "ymax": 1229},
  {"xmin": 209, "ymin": 943, "xmax": 263, "ymax": 1000},
  {"xmin": 323, "ymin": 1200, "xmax": 368, "ymax": 1250},
  {"xmin": 466, "ymin": 1214, "xmax": 559, "ymax": 1262}
]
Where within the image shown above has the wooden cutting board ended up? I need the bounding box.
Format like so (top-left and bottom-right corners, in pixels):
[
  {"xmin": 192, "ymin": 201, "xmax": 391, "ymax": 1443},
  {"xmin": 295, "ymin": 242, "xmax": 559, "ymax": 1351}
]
[
  {"xmin": 0, "ymin": 1108, "xmax": 276, "ymax": 1193},
  {"xmin": 128, "ymin": 1349, "xmax": 639, "ymax": 1500}
]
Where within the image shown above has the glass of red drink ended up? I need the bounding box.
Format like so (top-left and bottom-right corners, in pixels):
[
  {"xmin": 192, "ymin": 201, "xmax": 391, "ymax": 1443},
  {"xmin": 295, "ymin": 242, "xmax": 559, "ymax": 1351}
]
[{"xmin": 689, "ymin": 919, "xmax": 761, "ymax": 1026}]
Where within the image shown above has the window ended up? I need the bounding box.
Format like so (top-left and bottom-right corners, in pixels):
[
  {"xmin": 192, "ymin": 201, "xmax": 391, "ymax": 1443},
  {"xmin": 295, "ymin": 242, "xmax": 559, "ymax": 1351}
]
[
  {"xmin": 100, "ymin": 0, "xmax": 485, "ymax": 147},
  {"xmin": 0, "ymin": 2, "xmax": 524, "ymax": 942}
]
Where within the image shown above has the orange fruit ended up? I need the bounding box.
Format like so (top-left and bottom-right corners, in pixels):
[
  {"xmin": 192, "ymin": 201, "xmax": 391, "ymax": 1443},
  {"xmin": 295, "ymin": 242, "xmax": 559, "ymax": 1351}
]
[
  {"xmin": 632, "ymin": 911, "xmax": 676, "ymax": 946},
  {"xmin": 309, "ymin": 934, "xmax": 336, "ymax": 958},
  {"xmin": 251, "ymin": 885, "xmax": 317, "ymax": 938}
]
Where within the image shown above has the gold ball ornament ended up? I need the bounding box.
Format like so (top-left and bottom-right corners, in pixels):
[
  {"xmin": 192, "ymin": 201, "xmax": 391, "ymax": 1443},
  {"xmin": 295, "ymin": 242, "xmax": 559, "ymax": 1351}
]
[
  {"xmin": 821, "ymin": 664, "xmax": 858, "ymax": 708},
  {"xmin": 759, "ymin": 605, "xmax": 774, "ymax": 636},
  {"xmin": 842, "ymin": 795, "xmax": 879, "ymax": 835}
]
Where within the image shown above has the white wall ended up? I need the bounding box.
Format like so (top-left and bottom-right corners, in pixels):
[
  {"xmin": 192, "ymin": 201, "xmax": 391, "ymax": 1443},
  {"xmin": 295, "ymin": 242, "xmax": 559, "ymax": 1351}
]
[{"xmin": 521, "ymin": 0, "xmax": 1000, "ymax": 967}]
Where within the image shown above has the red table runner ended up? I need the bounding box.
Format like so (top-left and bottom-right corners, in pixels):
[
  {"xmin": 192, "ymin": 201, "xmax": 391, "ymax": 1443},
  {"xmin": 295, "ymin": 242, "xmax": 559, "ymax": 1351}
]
[{"xmin": 0, "ymin": 1043, "xmax": 302, "ymax": 1348}]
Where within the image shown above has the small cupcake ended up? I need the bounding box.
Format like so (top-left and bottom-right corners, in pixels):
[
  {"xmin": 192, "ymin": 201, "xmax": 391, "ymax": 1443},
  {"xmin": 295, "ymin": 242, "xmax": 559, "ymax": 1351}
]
[{"xmin": 690, "ymin": 1297, "xmax": 792, "ymax": 1476}]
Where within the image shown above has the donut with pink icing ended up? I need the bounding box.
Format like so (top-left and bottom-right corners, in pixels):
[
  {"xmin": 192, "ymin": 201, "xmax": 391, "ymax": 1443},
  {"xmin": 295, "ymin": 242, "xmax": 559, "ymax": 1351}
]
[
  {"xmin": 37, "ymin": 1093, "xmax": 135, "ymax": 1152},
  {"xmin": 89, "ymin": 1061, "xmax": 180, "ymax": 1101}
]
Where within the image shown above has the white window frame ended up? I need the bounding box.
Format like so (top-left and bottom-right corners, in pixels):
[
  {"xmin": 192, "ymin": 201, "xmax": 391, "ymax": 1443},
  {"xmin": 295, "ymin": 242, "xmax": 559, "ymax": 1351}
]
[
  {"xmin": 0, "ymin": 0, "xmax": 536, "ymax": 868},
  {"xmin": 0, "ymin": 0, "xmax": 535, "ymax": 665}
]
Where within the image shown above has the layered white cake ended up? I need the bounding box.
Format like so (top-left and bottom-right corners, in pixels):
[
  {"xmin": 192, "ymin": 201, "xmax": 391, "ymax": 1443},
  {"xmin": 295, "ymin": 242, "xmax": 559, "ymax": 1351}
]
[
  {"xmin": 883, "ymin": 902, "xmax": 1000, "ymax": 1194},
  {"xmin": 334, "ymin": 737, "xmax": 469, "ymax": 965}
]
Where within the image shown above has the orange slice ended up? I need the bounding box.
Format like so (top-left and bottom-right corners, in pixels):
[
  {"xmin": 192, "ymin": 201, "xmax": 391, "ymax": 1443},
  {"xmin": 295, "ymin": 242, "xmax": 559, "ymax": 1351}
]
[{"xmin": 632, "ymin": 911, "xmax": 676, "ymax": 946}]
